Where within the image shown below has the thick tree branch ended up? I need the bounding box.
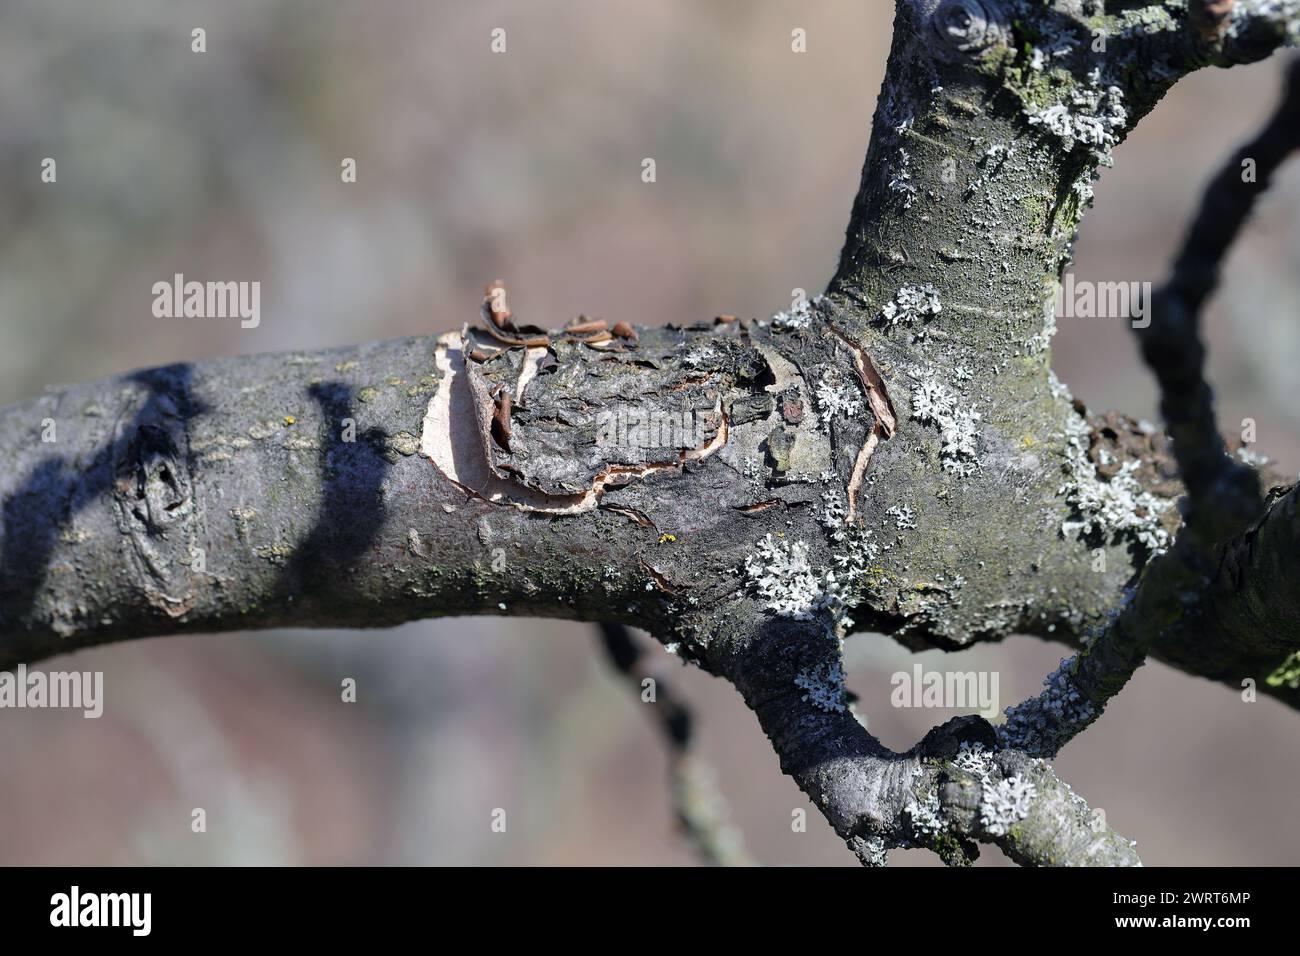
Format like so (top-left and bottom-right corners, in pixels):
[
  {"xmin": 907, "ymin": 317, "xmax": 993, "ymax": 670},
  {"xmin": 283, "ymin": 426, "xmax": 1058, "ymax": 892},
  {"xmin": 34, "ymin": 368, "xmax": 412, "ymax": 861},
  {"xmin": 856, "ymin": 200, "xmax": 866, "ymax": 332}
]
[{"xmin": 0, "ymin": 334, "xmax": 675, "ymax": 667}]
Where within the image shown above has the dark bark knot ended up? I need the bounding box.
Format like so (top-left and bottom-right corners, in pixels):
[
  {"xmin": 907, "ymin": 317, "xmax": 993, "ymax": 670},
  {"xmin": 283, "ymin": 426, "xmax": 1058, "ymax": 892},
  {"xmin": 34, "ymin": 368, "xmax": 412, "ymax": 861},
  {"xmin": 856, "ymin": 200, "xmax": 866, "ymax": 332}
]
[
  {"xmin": 117, "ymin": 424, "xmax": 191, "ymax": 534},
  {"xmin": 110, "ymin": 387, "xmax": 202, "ymax": 610},
  {"xmin": 929, "ymin": 0, "xmax": 1010, "ymax": 58}
]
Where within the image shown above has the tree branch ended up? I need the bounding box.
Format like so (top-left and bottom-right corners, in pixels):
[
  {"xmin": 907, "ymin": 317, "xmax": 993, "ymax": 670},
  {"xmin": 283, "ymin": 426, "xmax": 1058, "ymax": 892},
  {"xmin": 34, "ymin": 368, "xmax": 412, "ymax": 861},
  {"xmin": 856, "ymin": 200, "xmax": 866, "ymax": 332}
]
[
  {"xmin": 596, "ymin": 623, "xmax": 751, "ymax": 866},
  {"xmin": 687, "ymin": 605, "xmax": 1140, "ymax": 866},
  {"xmin": 1001, "ymin": 54, "xmax": 1300, "ymax": 757},
  {"xmin": 1138, "ymin": 55, "xmax": 1298, "ymax": 544},
  {"xmin": 1189, "ymin": 0, "xmax": 1300, "ymax": 65}
]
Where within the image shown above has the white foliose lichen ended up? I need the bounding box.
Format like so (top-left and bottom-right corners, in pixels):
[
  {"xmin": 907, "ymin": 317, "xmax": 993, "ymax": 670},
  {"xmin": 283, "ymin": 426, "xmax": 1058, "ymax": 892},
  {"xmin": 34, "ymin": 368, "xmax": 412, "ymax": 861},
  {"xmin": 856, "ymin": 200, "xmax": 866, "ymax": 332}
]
[
  {"xmin": 742, "ymin": 531, "xmax": 876, "ymax": 713},
  {"xmin": 1228, "ymin": 0, "xmax": 1300, "ymax": 46},
  {"xmin": 980, "ymin": 774, "xmax": 1036, "ymax": 837},
  {"xmin": 793, "ymin": 658, "xmax": 849, "ymax": 713},
  {"xmin": 1025, "ymin": 69, "xmax": 1128, "ymax": 165},
  {"xmin": 1058, "ymin": 414, "xmax": 1170, "ymax": 553},
  {"xmin": 820, "ymin": 491, "xmax": 883, "ymax": 577},
  {"xmin": 909, "ymin": 377, "xmax": 981, "ymax": 478},
  {"xmin": 903, "ymin": 785, "xmax": 948, "ymax": 838},
  {"xmin": 832, "ymin": 526, "xmax": 878, "ymax": 576},
  {"xmin": 886, "ymin": 503, "xmax": 917, "ymax": 531},
  {"xmin": 1027, "ymin": 35, "xmax": 1077, "ymax": 73},
  {"xmin": 818, "ymin": 487, "xmax": 848, "ymax": 532},
  {"xmin": 743, "ymin": 526, "xmax": 877, "ymax": 637},
  {"xmin": 952, "ymin": 741, "xmax": 996, "ymax": 780},
  {"xmin": 881, "ymin": 284, "xmax": 942, "ymax": 333},
  {"xmin": 997, "ymin": 656, "xmax": 1096, "ymax": 757},
  {"xmin": 814, "ymin": 369, "xmax": 864, "ymax": 433},
  {"xmin": 742, "ymin": 534, "xmax": 855, "ymax": 629},
  {"xmin": 889, "ymin": 147, "xmax": 918, "ymax": 209},
  {"xmin": 1236, "ymin": 446, "xmax": 1270, "ymax": 468},
  {"xmin": 858, "ymin": 835, "xmax": 889, "ymax": 868},
  {"xmin": 771, "ymin": 294, "xmax": 826, "ymax": 332},
  {"xmin": 952, "ymin": 743, "xmax": 1036, "ymax": 836},
  {"xmin": 743, "ymin": 534, "xmax": 827, "ymax": 621},
  {"xmin": 683, "ymin": 344, "xmax": 718, "ymax": 369}
]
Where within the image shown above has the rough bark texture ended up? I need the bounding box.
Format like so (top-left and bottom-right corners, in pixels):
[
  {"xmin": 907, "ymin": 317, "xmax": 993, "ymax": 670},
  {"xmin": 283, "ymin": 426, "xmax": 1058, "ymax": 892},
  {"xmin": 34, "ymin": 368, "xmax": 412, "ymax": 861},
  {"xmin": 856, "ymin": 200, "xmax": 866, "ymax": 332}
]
[{"xmin": 2, "ymin": 0, "xmax": 1298, "ymax": 865}]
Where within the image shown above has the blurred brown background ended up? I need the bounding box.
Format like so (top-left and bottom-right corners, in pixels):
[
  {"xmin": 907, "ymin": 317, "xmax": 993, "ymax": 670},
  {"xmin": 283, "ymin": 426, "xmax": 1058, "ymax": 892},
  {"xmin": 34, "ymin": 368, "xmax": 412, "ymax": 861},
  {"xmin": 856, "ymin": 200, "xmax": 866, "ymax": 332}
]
[{"xmin": 0, "ymin": 0, "xmax": 1297, "ymax": 866}]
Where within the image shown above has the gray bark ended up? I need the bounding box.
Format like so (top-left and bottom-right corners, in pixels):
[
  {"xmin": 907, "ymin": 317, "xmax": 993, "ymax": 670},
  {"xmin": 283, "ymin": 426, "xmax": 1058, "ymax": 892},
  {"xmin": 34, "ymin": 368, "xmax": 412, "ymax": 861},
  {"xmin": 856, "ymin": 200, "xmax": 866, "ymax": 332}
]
[{"xmin": 2, "ymin": 0, "xmax": 1298, "ymax": 865}]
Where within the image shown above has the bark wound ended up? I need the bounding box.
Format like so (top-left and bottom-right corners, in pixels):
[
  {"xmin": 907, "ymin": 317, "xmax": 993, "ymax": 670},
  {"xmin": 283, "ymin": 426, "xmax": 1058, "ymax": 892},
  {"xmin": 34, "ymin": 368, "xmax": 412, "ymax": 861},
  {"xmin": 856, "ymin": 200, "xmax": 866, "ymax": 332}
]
[
  {"xmin": 111, "ymin": 394, "xmax": 200, "ymax": 616},
  {"xmin": 423, "ymin": 329, "xmax": 733, "ymax": 514}
]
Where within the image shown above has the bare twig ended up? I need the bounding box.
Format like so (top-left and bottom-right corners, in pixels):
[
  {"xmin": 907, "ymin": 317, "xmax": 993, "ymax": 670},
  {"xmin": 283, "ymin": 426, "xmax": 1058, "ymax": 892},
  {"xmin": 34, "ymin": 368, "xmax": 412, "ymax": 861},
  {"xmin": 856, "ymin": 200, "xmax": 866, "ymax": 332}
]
[
  {"xmin": 1003, "ymin": 61, "xmax": 1300, "ymax": 758},
  {"xmin": 596, "ymin": 623, "xmax": 752, "ymax": 867},
  {"xmin": 1138, "ymin": 56, "xmax": 1299, "ymax": 543}
]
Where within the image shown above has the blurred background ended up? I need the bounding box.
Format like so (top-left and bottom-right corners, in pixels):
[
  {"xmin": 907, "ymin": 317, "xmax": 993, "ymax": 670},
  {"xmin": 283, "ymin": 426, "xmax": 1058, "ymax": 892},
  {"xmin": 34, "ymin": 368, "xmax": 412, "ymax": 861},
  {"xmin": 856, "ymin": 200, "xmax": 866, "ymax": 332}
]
[{"xmin": 1, "ymin": 0, "xmax": 1297, "ymax": 866}]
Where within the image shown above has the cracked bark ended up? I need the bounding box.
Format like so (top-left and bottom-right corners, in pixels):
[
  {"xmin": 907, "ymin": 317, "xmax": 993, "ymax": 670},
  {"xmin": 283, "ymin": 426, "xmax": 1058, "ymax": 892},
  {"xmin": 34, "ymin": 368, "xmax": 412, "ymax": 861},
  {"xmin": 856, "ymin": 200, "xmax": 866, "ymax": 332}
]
[{"xmin": 1, "ymin": 0, "xmax": 1298, "ymax": 865}]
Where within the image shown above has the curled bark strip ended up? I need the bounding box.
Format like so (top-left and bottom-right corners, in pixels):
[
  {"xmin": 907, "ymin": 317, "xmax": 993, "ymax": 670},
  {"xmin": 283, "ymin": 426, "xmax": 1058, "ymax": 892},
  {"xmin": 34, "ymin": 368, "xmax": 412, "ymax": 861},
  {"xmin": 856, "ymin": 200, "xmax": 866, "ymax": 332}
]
[
  {"xmin": 490, "ymin": 392, "xmax": 512, "ymax": 450},
  {"xmin": 846, "ymin": 427, "xmax": 886, "ymax": 525},
  {"xmin": 484, "ymin": 279, "xmax": 513, "ymax": 329},
  {"xmin": 827, "ymin": 323, "xmax": 896, "ymax": 523},
  {"xmin": 479, "ymin": 281, "xmax": 623, "ymax": 348},
  {"xmin": 479, "ymin": 321, "xmax": 551, "ymax": 349},
  {"xmin": 564, "ymin": 318, "xmax": 607, "ymax": 335}
]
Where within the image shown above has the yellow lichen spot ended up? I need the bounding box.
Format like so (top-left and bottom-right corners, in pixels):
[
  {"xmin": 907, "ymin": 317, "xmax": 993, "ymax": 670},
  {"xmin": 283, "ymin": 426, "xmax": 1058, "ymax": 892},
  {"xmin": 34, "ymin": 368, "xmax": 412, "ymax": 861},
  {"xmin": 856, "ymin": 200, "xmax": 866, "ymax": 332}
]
[
  {"xmin": 658, "ymin": 533, "xmax": 676, "ymax": 544},
  {"xmin": 283, "ymin": 416, "xmax": 296, "ymax": 426},
  {"xmin": 1021, "ymin": 434, "xmax": 1037, "ymax": 448}
]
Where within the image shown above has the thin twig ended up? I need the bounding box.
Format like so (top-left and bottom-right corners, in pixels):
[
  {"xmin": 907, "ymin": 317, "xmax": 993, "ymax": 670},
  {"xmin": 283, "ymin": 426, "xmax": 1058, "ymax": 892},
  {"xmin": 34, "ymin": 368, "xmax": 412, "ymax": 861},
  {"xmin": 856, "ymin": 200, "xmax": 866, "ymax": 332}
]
[
  {"xmin": 1135, "ymin": 57, "xmax": 1300, "ymax": 543},
  {"xmin": 1003, "ymin": 57, "xmax": 1300, "ymax": 759},
  {"xmin": 596, "ymin": 623, "xmax": 753, "ymax": 866}
]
